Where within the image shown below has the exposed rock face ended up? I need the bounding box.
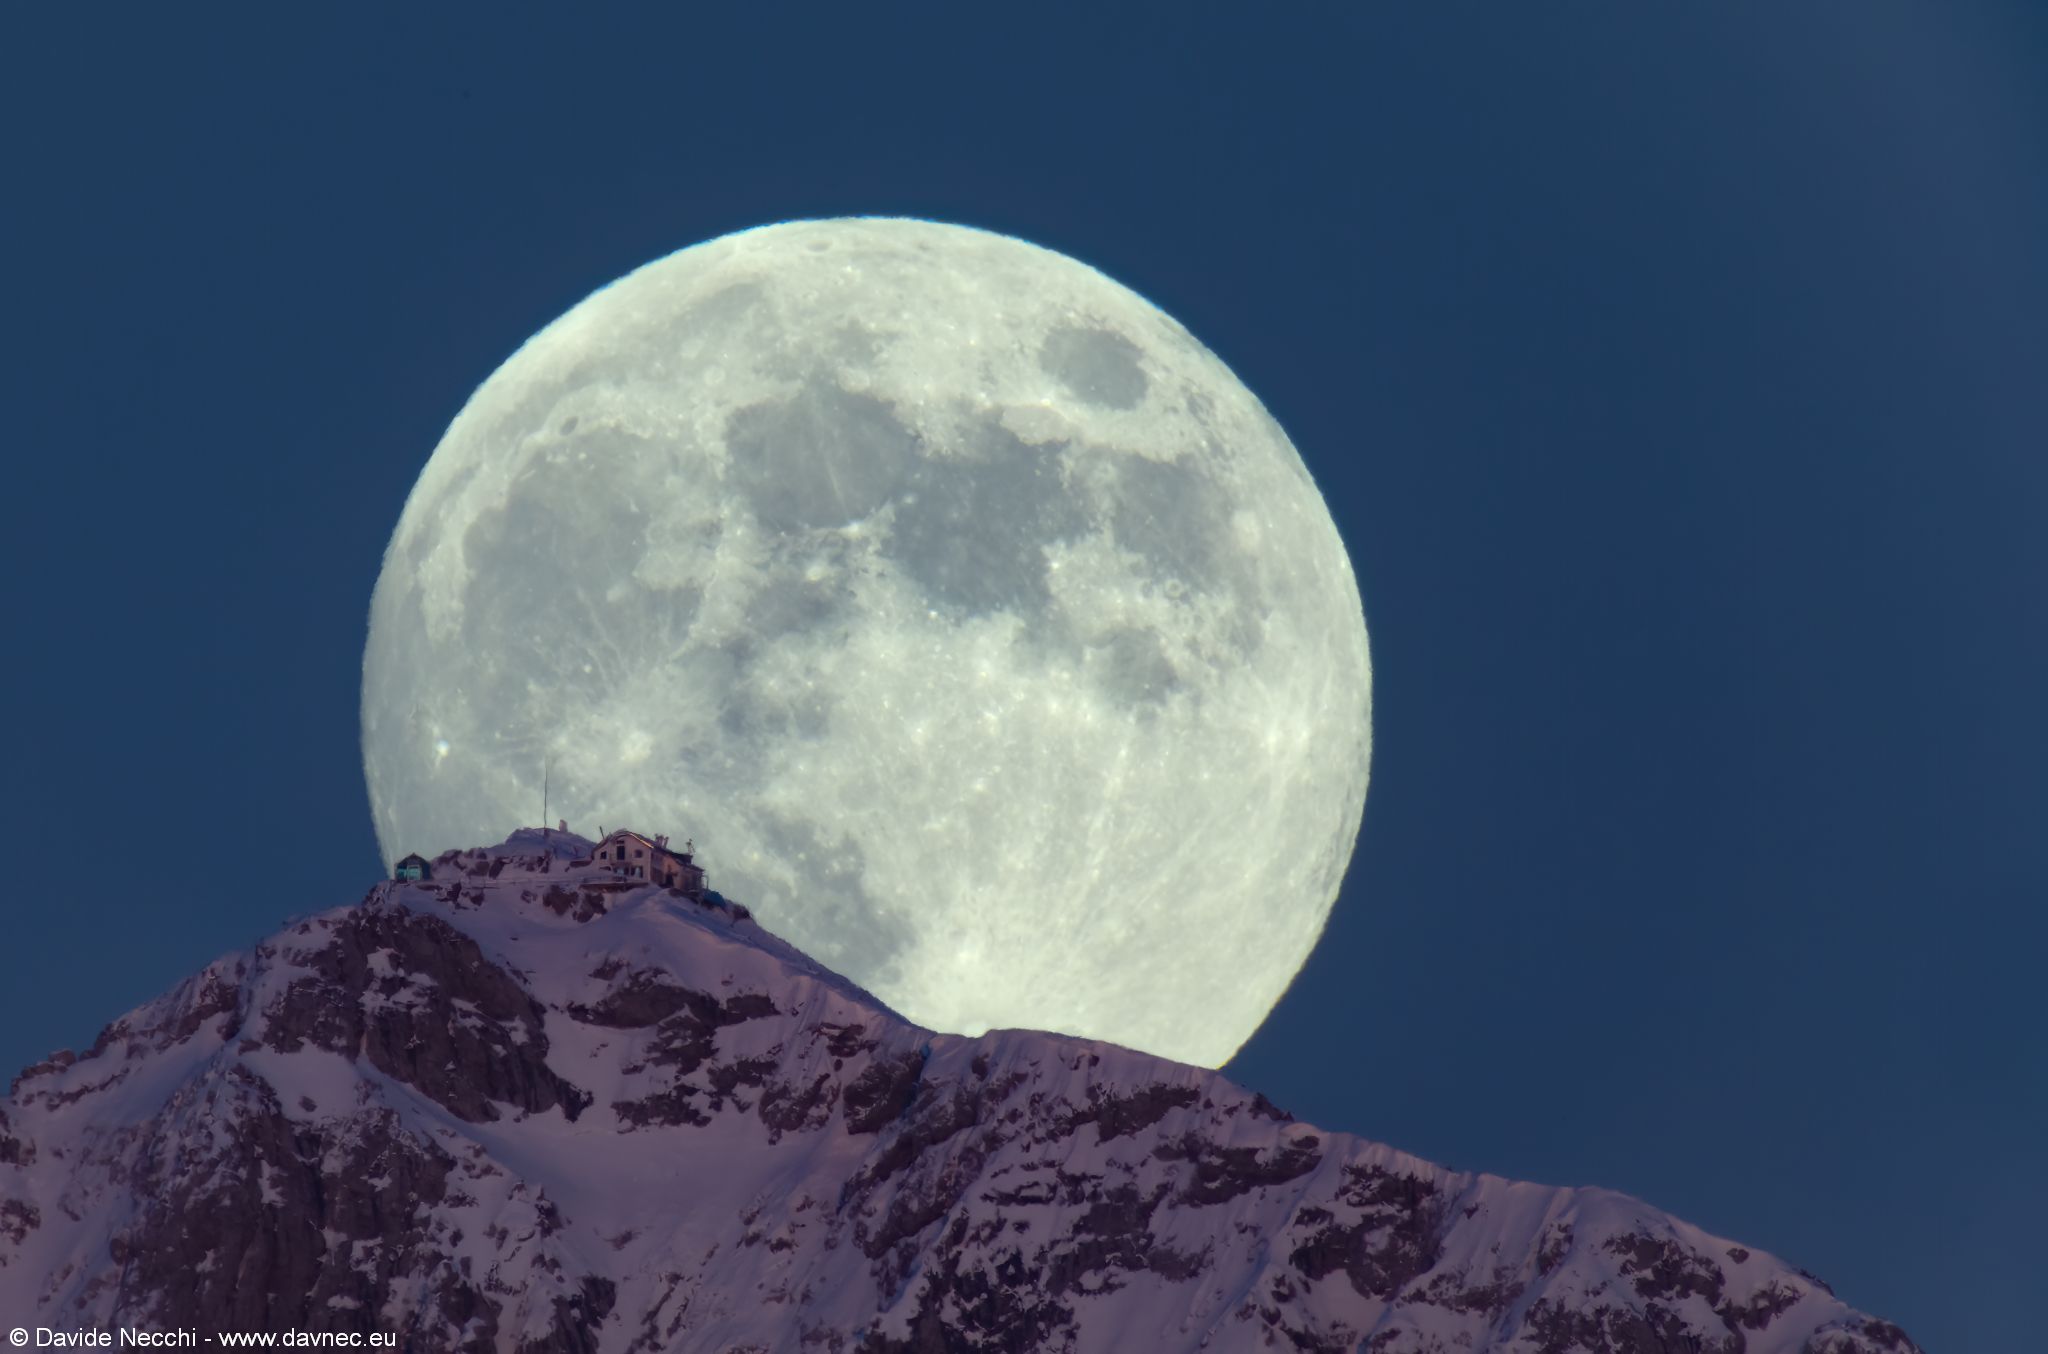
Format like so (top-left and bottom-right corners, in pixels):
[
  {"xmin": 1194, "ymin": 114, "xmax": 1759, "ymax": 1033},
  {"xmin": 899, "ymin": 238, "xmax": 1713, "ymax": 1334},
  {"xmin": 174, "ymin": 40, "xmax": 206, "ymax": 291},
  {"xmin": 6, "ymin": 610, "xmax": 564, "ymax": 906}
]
[
  {"xmin": 262, "ymin": 906, "xmax": 590, "ymax": 1124},
  {"xmin": 0, "ymin": 834, "xmax": 1920, "ymax": 1353}
]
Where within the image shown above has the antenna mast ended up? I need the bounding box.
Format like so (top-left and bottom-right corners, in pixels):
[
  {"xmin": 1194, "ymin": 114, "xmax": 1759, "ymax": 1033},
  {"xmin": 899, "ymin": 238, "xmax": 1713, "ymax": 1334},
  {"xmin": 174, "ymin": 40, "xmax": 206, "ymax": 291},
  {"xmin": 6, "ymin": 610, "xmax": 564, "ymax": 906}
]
[{"xmin": 542, "ymin": 754, "xmax": 549, "ymax": 833}]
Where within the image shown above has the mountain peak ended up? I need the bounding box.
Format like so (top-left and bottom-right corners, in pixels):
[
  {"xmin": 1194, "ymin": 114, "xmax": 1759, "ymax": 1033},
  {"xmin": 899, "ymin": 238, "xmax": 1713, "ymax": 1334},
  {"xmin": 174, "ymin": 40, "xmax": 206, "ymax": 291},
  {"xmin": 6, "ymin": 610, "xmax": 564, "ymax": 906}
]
[{"xmin": 0, "ymin": 835, "xmax": 1919, "ymax": 1352}]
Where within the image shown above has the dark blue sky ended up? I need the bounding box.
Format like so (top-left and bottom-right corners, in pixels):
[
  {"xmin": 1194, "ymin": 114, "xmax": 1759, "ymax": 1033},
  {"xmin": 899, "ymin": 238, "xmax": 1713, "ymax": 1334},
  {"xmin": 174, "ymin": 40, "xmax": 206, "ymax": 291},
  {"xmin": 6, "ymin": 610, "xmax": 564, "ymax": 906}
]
[{"xmin": 4, "ymin": 8, "xmax": 2043, "ymax": 1347}]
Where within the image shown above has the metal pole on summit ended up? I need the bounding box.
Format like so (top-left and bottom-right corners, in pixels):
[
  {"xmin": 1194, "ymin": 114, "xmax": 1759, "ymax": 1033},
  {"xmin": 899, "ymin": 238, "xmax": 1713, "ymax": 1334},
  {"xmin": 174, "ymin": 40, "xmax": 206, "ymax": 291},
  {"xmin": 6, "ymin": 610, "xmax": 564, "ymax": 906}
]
[{"xmin": 543, "ymin": 754, "xmax": 549, "ymax": 834}]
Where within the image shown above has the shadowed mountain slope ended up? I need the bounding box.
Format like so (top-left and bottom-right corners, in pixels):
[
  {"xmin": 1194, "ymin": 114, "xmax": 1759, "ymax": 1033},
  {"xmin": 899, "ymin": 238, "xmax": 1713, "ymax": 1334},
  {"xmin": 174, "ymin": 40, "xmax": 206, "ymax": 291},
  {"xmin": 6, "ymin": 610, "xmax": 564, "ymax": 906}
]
[{"xmin": 0, "ymin": 832, "xmax": 1918, "ymax": 1353}]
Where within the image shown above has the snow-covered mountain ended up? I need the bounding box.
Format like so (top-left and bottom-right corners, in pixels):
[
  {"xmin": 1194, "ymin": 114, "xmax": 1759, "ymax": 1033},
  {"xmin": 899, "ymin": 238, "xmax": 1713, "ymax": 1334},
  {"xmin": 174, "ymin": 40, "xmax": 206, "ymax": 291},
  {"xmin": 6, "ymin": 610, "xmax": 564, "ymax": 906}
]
[{"xmin": 1, "ymin": 832, "xmax": 1918, "ymax": 1352}]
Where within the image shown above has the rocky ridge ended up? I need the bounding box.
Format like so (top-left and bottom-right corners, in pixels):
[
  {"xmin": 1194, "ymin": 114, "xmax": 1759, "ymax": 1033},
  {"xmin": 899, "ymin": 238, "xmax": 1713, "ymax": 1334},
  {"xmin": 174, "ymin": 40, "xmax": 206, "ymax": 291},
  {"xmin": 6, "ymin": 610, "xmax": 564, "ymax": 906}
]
[{"xmin": 0, "ymin": 832, "xmax": 1919, "ymax": 1352}]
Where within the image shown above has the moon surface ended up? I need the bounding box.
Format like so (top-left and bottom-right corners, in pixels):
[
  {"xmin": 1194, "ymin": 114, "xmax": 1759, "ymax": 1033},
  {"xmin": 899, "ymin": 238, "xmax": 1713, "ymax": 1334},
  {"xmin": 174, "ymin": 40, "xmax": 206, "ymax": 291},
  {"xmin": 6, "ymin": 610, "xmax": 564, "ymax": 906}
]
[{"xmin": 363, "ymin": 218, "xmax": 1370, "ymax": 1067}]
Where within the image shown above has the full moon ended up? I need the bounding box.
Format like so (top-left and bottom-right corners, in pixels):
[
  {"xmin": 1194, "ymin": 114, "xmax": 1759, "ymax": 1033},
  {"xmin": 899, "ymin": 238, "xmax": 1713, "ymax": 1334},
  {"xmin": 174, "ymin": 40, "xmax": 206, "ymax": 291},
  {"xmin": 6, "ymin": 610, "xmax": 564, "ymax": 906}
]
[{"xmin": 363, "ymin": 218, "xmax": 1370, "ymax": 1067}]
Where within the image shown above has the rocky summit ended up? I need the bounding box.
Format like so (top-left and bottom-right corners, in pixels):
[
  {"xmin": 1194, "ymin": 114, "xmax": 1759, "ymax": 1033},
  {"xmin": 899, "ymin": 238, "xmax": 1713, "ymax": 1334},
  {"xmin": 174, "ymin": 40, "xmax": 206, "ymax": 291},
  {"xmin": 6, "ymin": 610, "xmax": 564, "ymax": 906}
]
[{"xmin": 1, "ymin": 831, "xmax": 1918, "ymax": 1352}]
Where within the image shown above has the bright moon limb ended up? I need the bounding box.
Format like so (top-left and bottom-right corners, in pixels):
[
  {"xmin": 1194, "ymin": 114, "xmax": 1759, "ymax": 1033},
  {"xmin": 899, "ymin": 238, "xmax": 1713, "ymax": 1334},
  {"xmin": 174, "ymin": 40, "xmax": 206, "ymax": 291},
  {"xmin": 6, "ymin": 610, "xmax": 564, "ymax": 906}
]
[{"xmin": 362, "ymin": 218, "xmax": 1371, "ymax": 1067}]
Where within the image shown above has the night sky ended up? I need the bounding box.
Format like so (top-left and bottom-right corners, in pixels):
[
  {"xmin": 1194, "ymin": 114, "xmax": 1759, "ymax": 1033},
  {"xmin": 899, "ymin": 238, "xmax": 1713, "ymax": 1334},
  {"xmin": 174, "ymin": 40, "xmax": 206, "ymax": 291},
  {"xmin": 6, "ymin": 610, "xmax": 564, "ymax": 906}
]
[{"xmin": 5, "ymin": 8, "xmax": 2044, "ymax": 1348}]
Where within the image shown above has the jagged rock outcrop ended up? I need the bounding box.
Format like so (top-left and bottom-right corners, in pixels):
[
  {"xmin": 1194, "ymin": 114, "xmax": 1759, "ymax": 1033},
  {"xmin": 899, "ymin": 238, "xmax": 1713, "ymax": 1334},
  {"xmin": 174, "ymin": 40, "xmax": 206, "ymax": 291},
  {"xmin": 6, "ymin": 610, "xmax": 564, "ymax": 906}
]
[{"xmin": 0, "ymin": 831, "xmax": 1920, "ymax": 1353}]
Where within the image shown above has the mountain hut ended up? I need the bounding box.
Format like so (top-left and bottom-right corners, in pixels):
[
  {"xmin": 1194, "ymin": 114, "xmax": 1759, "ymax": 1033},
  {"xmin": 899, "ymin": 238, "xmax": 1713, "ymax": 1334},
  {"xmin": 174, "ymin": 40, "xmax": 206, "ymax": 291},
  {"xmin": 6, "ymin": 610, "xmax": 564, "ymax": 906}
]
[{"xmin": 591, "ymin": 829, "xmax": 706, "ymax": 899}]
